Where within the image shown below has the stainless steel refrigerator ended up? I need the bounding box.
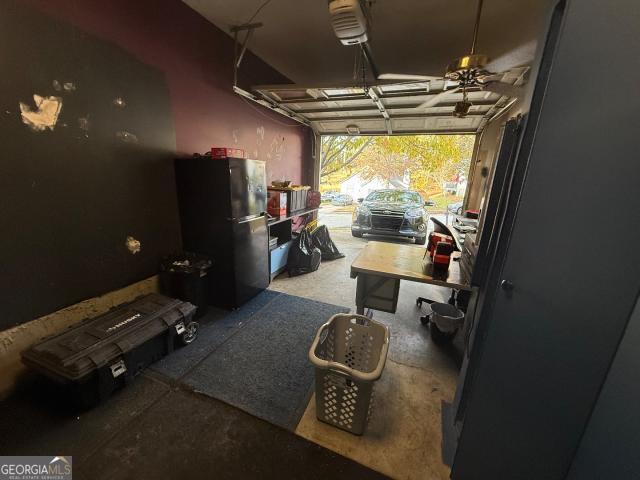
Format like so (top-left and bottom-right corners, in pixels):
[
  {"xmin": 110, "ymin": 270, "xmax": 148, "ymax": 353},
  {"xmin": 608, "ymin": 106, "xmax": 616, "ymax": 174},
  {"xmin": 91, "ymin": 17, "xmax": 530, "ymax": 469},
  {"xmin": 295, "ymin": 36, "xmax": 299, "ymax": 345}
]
[{"xmin": 174, "ymin": 156, "xmax": 269, "ymax": 309}]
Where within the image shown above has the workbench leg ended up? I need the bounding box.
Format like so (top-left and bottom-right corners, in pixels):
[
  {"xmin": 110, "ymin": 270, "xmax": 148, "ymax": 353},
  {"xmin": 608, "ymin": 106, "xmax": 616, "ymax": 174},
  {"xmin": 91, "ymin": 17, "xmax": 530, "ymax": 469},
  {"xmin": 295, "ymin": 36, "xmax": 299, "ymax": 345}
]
[{"xmin": 355, "ymin": 274, "xmax": 365, "ymax": 315}]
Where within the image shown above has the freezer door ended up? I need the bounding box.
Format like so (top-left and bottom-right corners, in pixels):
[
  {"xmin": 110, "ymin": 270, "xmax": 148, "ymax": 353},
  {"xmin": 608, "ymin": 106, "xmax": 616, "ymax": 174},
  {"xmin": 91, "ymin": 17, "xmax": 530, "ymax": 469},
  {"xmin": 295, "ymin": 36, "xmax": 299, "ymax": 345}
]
[
  {"xmin": 229, "ymin": 158, "xmax": 267, "ymax": 220},
  {"xmin": 232, "ymin": 214, "xmax": 270, "ymax": 306}
]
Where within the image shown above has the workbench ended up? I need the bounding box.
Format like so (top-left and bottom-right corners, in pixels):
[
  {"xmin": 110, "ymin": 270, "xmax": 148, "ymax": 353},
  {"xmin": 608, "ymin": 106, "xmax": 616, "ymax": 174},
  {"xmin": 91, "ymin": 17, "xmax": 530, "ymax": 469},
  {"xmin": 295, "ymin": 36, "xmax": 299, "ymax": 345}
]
[{"xmin": 350, "ymin": 241, "xmax": 472, "ymax": 315}]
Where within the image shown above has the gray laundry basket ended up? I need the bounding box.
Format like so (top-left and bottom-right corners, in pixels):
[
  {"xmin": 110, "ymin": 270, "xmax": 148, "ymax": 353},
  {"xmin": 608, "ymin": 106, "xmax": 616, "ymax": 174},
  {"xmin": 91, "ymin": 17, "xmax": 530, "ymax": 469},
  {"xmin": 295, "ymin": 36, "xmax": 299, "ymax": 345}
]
[{"xmin": 309, "ymin": 313, "xmax": 390, "ymax": 435}]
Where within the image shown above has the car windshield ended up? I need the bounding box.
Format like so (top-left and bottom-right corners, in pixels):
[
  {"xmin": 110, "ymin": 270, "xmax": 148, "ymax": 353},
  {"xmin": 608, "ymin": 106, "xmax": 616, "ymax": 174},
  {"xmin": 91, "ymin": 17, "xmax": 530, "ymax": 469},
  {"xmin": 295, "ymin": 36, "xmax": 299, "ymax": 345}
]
[{"xmin": 365, "ymin": 191, "xmax": 422, "ymax": 204}]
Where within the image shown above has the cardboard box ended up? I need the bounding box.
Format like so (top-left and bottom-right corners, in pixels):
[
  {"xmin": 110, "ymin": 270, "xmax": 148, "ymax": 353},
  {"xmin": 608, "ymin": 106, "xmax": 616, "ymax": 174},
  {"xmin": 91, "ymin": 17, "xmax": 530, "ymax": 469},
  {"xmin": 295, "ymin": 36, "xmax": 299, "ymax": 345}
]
[{"xmin": 267, "ymin": 189, "xmax": 287, "ymax": 216}]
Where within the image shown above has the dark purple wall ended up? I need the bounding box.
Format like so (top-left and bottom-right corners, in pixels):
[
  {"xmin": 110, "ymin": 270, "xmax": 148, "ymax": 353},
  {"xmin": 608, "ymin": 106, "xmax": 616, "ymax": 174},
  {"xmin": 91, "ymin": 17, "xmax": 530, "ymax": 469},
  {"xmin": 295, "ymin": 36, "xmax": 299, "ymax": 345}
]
[
  {"xmin": 0, "ymin": 0, "xmax": 312, "ymax": 326},
  {"xmin": 27, "ymin": 0, "xmax": 309, "ymax": 184}
]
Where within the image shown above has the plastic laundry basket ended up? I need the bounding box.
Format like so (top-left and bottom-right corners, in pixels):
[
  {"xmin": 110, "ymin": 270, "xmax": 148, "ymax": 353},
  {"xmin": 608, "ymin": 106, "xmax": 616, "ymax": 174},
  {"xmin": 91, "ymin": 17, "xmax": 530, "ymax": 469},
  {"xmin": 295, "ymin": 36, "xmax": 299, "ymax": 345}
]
[{"xmin": 309, "ymin": 314, "xmax": 390, "ymax": 435}]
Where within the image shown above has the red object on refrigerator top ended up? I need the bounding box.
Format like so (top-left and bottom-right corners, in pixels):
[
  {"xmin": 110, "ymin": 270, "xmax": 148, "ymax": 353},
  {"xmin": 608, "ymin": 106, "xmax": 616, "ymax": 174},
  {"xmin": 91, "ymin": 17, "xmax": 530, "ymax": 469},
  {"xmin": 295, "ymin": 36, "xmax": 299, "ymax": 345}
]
[{"xmin": 211, "ymin": 147, "xmax": 246, "ymax": 159}]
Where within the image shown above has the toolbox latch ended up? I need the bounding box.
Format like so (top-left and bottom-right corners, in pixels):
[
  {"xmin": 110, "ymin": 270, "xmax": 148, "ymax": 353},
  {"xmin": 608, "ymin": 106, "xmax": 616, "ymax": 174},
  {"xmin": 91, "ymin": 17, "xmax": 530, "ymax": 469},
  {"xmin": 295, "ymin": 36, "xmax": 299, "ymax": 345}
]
[
  {"xmin": 110, "ymin": 360, "xmax": 127, "ymax": 378},
  {"xmin": 175, "ymin": 322, "xmax": 186, "ymax": 335}
]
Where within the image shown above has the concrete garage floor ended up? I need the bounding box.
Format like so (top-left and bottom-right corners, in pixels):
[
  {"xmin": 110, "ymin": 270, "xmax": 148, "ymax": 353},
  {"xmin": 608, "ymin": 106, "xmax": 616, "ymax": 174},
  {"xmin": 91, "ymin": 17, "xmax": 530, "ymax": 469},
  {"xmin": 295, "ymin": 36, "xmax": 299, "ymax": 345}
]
[
  {"xmin": 271, "ymin": 227, "xmax": 464, "ymax": 480},
  {"xmin": 0, "ymin": 371, "xmax": 387, "ymax": 480},
  {"xmin": 0, "ymin": 219, "xmax": 461, "ymax": 480}
]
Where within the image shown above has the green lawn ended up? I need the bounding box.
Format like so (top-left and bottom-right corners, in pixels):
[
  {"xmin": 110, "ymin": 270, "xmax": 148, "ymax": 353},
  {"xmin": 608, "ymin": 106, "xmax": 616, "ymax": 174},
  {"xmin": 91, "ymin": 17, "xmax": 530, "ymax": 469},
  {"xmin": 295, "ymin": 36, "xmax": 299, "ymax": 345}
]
[{"xmin": 428, "ymin": 194, "xmax": 463, "ymax": 213}]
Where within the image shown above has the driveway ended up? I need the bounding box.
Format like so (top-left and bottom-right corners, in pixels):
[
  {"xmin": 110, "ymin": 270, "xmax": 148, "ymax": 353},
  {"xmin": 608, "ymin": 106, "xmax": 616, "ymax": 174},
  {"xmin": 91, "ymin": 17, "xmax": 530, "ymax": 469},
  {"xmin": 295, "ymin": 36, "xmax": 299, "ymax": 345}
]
[{"xmin": 317, "ymin": 204, "xmax": 355, "ymax": 229}]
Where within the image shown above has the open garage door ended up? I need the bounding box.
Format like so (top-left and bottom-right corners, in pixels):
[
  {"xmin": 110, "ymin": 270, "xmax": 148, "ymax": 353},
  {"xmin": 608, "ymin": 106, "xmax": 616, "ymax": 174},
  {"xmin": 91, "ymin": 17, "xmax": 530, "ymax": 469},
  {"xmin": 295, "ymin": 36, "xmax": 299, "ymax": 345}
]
[{"xmin": 249, "ymin": 72, "xmax": 524, "ymax": 136}]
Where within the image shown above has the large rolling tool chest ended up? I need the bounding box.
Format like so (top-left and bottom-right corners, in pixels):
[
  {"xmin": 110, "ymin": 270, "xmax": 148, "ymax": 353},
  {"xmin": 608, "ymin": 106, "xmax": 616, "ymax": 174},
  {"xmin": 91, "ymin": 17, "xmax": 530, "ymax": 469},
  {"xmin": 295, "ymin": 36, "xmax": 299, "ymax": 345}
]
[{"xmin": 22, "ymin": 293, "xmax": 197, "ymax": 407}]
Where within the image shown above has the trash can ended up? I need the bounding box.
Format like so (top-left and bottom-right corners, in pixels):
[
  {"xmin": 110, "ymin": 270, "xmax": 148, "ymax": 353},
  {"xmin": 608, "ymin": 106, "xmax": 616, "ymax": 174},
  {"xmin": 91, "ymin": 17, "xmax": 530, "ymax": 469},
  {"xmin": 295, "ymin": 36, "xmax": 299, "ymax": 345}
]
[
  {"xmin": 160, "ymin": 253, "xmax": 212, "ymax": 319},
  {"xmin": 309, "ymin": 314, "xmax": 390, "ymax": 435},
  {"xmin": 427, "ymin": 302, "xmax": 464, "ymax": 345}
]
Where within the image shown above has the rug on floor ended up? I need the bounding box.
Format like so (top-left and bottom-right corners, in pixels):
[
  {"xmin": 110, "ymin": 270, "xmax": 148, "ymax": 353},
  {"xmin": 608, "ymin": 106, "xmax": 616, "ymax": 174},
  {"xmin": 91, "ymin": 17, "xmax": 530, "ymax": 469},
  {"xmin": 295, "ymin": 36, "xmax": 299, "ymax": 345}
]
[
  {"xmin": 183, "ymin": 293, "xmax": 349, "ymax": 431},
  {"xmin": 150, "ymin": 289, "xmax": 282, "ymax": 379}
]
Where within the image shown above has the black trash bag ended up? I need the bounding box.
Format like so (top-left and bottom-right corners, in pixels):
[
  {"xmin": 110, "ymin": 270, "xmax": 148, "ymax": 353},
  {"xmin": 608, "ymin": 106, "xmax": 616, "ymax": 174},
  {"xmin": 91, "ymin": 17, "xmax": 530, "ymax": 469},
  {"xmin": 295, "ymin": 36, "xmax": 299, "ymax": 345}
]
[
  {"xmin": 287, "ymin": 229, "xmax": 322, "ymax": 277},
  {"xmin": 311, "ymin": 225, "xmax": 345, "ymax": 261}
]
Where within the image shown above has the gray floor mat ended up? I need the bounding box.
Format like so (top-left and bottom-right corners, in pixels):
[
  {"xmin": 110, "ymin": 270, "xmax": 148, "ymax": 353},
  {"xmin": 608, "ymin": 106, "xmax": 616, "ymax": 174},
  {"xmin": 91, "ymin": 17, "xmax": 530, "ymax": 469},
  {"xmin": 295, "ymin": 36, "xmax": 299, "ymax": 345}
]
[
  {"xmin": 150, "ymin": 289, "xmax": 282, "ymax": 379},
  {"xmin": 184, "ymin": 294, "xmax": 349, "ymax": 431}
]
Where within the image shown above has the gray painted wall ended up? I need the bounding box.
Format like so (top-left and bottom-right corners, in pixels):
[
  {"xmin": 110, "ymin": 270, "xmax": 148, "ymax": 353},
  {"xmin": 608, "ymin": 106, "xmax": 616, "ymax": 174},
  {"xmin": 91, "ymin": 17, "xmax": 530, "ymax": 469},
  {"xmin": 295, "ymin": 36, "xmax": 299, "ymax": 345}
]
[
  {"xmin": 566, "ymin": 295, "xmax": 640, "ymax": 479},
  {"xmin": 451, "ymin": 0, "xmax": 640, "ymax": 478}
]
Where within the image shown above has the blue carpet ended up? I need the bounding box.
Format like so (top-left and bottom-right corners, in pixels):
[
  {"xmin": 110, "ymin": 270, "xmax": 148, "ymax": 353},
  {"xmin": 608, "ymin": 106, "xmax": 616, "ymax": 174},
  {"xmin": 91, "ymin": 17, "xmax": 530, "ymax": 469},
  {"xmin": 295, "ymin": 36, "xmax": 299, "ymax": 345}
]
[
  {"xmin": 183, "ymin": 293, "xmax": 349, "ymax": 431},
  {"xmin": 150, "ymin": 290, "xmax": 282, "ymax": 379}
]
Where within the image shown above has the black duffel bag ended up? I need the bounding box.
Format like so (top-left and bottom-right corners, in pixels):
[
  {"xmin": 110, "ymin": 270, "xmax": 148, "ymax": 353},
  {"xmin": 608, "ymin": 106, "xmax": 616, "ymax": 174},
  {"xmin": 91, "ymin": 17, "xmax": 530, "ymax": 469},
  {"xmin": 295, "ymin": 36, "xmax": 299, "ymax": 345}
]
[{"xmin": 287, "ymin": 229, "xmax": 322, "ymax": 277}]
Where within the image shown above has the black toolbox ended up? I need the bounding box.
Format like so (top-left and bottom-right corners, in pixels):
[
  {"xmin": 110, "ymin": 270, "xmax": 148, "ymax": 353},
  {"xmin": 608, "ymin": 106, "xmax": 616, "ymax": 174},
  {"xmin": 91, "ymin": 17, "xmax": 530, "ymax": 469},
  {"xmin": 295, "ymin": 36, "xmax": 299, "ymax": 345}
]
[{"xmin": 21, "ymin": 293, "xmax": 197, "ymax": 407}]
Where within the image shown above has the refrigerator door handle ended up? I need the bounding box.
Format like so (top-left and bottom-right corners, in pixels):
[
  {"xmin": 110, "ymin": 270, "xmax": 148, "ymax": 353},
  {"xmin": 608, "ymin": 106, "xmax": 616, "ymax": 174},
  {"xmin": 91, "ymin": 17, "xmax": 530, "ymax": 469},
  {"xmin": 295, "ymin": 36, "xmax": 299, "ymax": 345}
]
[{"xmin": 236, "ymin": 212, "xmax": 266, "ymax": 224}]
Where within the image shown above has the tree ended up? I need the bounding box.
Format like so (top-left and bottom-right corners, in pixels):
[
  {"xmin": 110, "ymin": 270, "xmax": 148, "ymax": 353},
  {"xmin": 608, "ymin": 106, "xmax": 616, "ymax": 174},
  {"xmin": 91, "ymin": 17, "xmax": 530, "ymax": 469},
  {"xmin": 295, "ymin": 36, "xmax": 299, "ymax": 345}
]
[
  {"xmin": 320, "ymin": 136, "xmax": 373, "ymax": 179},
  {"xmin": 320, "ymin": 134, "xmax": 475, "ymax": 197}
]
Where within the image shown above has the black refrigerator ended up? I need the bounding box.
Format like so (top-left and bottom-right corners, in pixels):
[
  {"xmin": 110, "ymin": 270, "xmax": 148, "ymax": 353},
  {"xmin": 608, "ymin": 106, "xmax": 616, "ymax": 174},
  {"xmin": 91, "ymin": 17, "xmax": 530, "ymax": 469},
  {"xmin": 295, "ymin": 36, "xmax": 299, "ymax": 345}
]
[{"xmin": 174, "ymin": 156, "xmax": 269, "ymax": 309}]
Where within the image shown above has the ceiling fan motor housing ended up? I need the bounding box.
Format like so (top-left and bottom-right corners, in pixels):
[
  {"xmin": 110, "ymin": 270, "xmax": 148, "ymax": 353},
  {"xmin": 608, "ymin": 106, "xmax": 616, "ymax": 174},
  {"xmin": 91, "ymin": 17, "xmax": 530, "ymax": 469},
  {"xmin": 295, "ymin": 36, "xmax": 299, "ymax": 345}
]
[
  {"xmin": 447, "ymin": 54, "xmax": 489, "ymax": 76},
  {"xmin": 329, "ymin": 0, "xmax": 369, "ymax": 45}
]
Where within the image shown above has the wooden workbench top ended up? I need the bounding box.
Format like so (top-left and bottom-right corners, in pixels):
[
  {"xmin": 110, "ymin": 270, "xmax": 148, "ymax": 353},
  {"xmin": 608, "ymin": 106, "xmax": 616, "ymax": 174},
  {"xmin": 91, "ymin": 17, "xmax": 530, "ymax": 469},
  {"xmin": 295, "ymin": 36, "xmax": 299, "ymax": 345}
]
[{"xmin": 350, "ymin": 241, "xmax": 471, "ymax": 291}]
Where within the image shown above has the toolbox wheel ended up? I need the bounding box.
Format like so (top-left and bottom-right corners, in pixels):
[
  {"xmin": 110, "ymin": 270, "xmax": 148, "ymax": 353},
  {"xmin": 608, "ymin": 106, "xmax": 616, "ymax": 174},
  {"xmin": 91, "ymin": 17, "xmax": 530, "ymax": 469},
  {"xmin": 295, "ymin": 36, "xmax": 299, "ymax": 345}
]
[
  {"xmin": 181, "ymin": 322, "xmax": 199, "ymax": 345},
  {"xmin": 420, "ymin": 314, "xmax": 431, "ymax": 326}
]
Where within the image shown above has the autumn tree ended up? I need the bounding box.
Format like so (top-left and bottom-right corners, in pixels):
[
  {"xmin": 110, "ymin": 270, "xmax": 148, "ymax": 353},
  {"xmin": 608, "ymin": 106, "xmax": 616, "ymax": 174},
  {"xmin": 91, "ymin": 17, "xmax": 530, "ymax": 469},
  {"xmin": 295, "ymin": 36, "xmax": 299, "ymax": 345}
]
[
  {"xmin": 320, "ymin": 134, "xmax": 475, "ymax": 197},
  {"xmin": 320, "ymin": 136, "xmax": 373, "ymax": 179}
]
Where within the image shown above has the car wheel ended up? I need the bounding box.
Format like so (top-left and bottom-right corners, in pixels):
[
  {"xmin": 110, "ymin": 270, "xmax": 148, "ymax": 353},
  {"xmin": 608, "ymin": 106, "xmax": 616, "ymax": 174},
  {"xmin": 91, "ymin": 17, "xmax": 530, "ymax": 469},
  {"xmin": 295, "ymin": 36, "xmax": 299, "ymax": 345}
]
[
  {"xmin": 352, "ymin": 231, "xmax": 363, "ymax": 238},
  {"xmin": 415, "ymin": 236, "xmax": 426, "ymax": 245}
]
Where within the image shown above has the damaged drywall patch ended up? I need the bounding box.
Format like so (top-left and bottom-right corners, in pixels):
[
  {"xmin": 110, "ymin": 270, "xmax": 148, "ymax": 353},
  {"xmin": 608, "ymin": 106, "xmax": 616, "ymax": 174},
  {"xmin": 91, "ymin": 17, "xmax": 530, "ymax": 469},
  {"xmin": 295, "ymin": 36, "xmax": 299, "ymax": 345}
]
[
  {"xmin": 125, "ymin": 236, "xmax": 141, "ymax": 254},
  {"xmin": 78, "ymin": 116, "xmax": 90, "ymax": 131},
  {"xmin": 112, "ymin": 97, "xmax": 126, "ymax": 108},
  {"xmin": 53, "ymin": 80, "xmax": 76, "ymax": 93},
  {"xmin": 19, "ymin": 94, "xmax": 62, "ymax": 131},
  {"xmin": 116, "ymin": 131, "xmax": 138, "ymax": 143}
]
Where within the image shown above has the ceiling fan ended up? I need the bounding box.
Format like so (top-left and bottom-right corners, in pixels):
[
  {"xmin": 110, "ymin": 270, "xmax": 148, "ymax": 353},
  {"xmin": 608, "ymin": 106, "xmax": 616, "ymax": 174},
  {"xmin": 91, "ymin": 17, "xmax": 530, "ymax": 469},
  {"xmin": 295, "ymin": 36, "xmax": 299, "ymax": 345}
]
[{"xmin": 378, "ymin": 0, "xmax": 527, "ymax": 117}]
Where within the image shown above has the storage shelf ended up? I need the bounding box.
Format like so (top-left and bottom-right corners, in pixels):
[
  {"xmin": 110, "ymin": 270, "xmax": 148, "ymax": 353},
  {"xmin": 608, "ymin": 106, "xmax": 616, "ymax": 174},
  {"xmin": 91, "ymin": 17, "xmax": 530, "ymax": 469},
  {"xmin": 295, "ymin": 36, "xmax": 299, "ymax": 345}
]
[{"xmin": 267, "ymin": 207, "xmax": 319, "ymax": 226}]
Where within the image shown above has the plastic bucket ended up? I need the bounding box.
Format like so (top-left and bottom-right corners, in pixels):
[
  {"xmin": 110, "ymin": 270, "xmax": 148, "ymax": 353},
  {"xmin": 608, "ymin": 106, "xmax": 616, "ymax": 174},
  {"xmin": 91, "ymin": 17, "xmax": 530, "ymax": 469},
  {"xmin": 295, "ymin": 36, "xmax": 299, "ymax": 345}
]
[{"xmin": 430, "ymin": 302, "xmax": 464, "ymax": 333}]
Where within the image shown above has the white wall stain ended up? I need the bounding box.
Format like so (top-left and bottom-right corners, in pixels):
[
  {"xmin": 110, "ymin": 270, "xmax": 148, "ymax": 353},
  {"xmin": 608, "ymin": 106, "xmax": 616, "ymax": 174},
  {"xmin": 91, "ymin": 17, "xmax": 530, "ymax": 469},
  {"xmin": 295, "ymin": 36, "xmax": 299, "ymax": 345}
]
[
  {"xmin": 232, "ymin": 129, "xmax": 239, "ymax": 144},
  {"xmin": 52, "ymin": 80, "xmax": 62, "ymax": 91},
  {"xmin": 125, "ymin": 236, "xmax": 141, "ymax": 254},
  {"xmin": 19, "ymin": 95, "xmax": 62, "ymax": 132},
  {"xmin": 269, "ymin": 135, "xmax": 286, "ymax": 163},
  {"xmin": 63, "ymin": 82, "xmax": 76, "ymax": 92},
  {"xmin": 256, "ymin": 125, "xmax": 265, "ymax": 146},
  {"xmin": 113, "ymin": 97, "xmax": 126, "ymax": 108}
]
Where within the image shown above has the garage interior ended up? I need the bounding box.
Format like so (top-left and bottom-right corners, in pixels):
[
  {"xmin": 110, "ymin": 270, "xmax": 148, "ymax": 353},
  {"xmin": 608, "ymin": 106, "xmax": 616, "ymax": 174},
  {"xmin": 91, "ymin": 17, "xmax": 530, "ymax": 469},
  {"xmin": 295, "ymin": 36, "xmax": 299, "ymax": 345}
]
[{"xmin": 1, "ymin": 1, "xmax": 639, "ymax": 480}]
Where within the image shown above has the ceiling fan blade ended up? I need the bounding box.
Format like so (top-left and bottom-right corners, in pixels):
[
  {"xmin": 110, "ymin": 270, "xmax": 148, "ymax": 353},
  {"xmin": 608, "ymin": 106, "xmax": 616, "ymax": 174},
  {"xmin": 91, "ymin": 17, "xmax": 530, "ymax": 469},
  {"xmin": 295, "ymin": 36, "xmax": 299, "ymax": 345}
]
[
  {"xmin": 378, "ymin": 73, "xmax": 442, "ymax": 81},
  {"xmin": 485, "ymin": 40, "xmax": 537, "ymax": 73},
  {"xmin": 482, "ymin": 82, "xmax": 524, "ymax": 98},
  {"xmin": 417, "ymin": 86, "xmax": 461, "ymax": 109}
]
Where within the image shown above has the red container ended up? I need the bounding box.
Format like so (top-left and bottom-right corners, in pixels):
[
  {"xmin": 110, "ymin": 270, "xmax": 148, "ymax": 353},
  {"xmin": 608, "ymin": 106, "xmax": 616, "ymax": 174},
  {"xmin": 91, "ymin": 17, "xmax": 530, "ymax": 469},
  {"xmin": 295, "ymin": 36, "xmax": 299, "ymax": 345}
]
[
  {"xmin": 433, "ymin": 242, "xmax": 455, "ymax": 270},
  {"xmin": 427, "ymin": 232, "xmax": 454, "ymax": 260},
  {"xmin": 307, "ymin": 190, "xmax": 321, "ymax": 208},
  {"xmin": 211, "ymin": 147, "xmax": 245, "ymax": 159},
  {"xmin": 267, "ymin": 189, "xmax": 287, "ymax": 216}
]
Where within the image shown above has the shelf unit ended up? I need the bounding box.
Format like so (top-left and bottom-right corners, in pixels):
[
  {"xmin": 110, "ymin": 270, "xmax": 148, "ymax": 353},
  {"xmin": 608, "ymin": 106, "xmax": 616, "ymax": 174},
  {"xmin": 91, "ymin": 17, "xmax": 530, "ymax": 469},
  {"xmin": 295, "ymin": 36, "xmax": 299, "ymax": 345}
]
[{"xmin": 267, "ymin": 207, "xmax": 318, "ymax": 279}]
